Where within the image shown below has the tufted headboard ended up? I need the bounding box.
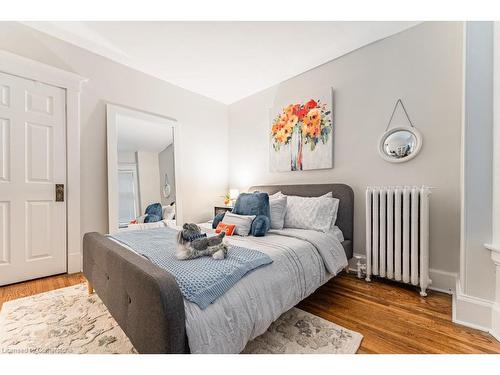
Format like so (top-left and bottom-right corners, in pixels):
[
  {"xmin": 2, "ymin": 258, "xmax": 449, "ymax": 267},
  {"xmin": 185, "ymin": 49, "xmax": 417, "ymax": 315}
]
[{"xmin": 249, "ymin": 184, "xmax": 354, "ymax": 257}]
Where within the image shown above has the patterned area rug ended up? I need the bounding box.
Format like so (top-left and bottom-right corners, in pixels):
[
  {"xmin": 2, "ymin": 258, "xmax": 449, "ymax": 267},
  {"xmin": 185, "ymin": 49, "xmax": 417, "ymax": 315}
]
[{"xmin": 0, "ymin": 284, "xmax": 362, "ymax": 354}]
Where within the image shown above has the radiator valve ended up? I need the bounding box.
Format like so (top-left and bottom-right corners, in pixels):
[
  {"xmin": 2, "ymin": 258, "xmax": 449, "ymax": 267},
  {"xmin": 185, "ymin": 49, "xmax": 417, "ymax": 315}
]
[{"xmin": 354, "ymin": 255, "xmax": 367, "ymax": 279}]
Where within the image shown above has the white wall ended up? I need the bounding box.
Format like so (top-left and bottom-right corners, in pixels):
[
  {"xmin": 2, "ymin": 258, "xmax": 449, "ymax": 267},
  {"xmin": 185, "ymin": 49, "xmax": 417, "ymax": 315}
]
[
  {"xmin": 136, "ymin": 151, "xmax": 161, "ymax": 213},
  {"xmin": 0, "ymin": 22, "xmax": 229, "ymax": 236},
  {"xmin": 117, "ymin": 151, "xmax": 136, "ymax": 164},
  {"xmin": 228, "ymin": 22, "xmax": 463, "ymax": 275},
  {"xmin": 159, "ymin": 144, "xmax": 176, "ymax": 206}
]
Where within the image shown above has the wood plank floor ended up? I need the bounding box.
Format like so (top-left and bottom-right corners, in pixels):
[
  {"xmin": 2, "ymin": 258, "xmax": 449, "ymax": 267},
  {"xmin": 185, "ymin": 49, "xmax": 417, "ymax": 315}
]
[
  {"xmin": 0, "ymin": 273, "xmax": 85, "ymax": 310},
  {"xmin": 1, "ymin": 271, "xmax": 499, "ymax": 353},
  {"xmin": 299, "ymin": 273, "xmax": 500, "ymax": 353}
]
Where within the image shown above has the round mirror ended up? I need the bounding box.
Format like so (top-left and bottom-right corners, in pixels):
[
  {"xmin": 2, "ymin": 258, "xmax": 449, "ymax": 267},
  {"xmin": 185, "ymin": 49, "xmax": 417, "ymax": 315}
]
[{"xmin": 378, "ymin": 126, "xmax": 422, "ymax": 163}]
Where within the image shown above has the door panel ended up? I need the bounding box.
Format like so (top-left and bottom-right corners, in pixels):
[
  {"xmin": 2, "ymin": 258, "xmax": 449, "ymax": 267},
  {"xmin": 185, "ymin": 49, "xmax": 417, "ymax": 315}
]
[
  {"xmin": 0, "ymin": 201, "xmax": 10, "ymax": 264},
  {"xmin": 0, "ymin": 71, "xmax": 66, "ymax": 285},
  {"xmin": 26, "ymin": 122, "xmax": 53, "ymax": 182},
  {"xmin": 26, "ymin": 200, "xmax": 51, "ymax": 260},
  {"xmin": 0, "ymin": 84, "xmax": 9, "ymax": 107},
  {"xmin": 25, "ymin": 91, "xmax": 54, "ymax": 116},
  {"xmin": 0, "ymin": 117, "xmax": 10, "ymax": 182}
]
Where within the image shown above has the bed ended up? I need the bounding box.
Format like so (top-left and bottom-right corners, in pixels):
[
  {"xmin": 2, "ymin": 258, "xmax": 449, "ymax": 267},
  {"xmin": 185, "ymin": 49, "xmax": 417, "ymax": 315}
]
[{"xmin": 83, "ymin": 183, "xmax": 354, "ymax": 353}]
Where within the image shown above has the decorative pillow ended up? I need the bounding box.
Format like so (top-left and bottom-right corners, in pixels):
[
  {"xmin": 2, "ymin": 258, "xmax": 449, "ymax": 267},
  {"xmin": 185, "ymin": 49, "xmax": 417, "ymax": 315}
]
[
  {"xmin": 269, "ymin": 196, "xmax": 287, "ymax": 229},
  {"xmin": 144, "ymin": 203, "xmax": 162, "ymax": 223},
  {"xmin": 212, "ymin": 212, "xmax": 225, "ymax": 229},
  {"xmin": 284, "ymin": 195, "xmax": 335, "ymax": 232},
  {"xmin": 215, "ymin": 222, "xmax": 236, "ymax": 236},
  {"xmin": 233, "ymin": 192, "xmax": 270, "ymax": 218},
  {"xmin": 269, "ymin": 191, "xmax": 284, "ymax": 200},
  {"xmin": 222, "ymin": 212, "xmax": 256, "ymax": 236},
  {"xmin": 251, "ymin": 215, "xmax": 270, "ymax": 237},
  {"xmin": 232, "ymin": 192, "xmax": 271, "ymax": 236},
  {"xmin": 162, "ymin": 204, "xmax": 175, "ymax": 220},
  {"xmin": 145, "ymin": 202, "xmax": 162, "ymax": 216},
  {"xmin": 144, "ymin": 214, "xmax": 162, "ymax": 223}
]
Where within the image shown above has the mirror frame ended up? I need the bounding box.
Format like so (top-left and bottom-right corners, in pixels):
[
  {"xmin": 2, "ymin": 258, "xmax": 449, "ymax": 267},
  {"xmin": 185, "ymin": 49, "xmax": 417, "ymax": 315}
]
[
  {"xmin": 378, "ymin": 126, "xmax": 423, "ymax": 164},
  {"xmin": 106, "ymin": 103, "xmax": 182, "ymax": 234}
]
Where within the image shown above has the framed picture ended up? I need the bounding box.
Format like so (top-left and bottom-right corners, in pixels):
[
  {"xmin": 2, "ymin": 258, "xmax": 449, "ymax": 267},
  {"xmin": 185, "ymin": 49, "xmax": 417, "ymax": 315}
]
[{"xmin": 269, "ymin": 89, "xmax": 333, "ymax": 171}]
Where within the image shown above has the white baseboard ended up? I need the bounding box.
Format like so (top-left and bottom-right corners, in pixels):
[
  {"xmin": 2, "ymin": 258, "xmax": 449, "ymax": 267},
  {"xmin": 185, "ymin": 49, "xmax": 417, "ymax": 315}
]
[
  {"xmin": 348, "ymin": 253, "xmax": 457, "ymax": 294},
  {"xmin": 452, "ymin": 279, "xmax": 493, "ymax": 332},
  {"xmin": 429, "ymin": 268, "xmax": 457, "ymax": 294},
  {"xmin": 490, "ymin": 302, "xmax": 500, "ymax": 341},
  {"xmin": 67, "ymin": 252, "xmax": 82, "ymax": 274}
]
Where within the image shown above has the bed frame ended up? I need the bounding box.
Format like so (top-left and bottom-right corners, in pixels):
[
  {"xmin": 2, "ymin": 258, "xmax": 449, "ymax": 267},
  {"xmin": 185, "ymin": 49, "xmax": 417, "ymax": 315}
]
[{"xmin": 83, "ymin": 183, "xmax": 354, "ymax": 353}]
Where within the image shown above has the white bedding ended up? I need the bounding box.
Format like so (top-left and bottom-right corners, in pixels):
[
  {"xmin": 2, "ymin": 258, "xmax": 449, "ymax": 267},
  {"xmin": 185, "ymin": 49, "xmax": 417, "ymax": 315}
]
[
  {"xmin": 119, "ymin": 219, "xmax": 177, "ymax": 231},
  {"xmin": 112, "ymin": 226, "xmax": 348, "ymax": 353}
]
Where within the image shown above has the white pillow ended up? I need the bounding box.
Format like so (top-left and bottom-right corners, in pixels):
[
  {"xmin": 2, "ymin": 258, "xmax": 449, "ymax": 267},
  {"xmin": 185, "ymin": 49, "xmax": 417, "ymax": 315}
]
[
  {"xmin": 329, "ymin": 198, "xmax": 340, "ymax": 229},
  {"xmin": 222, "ymin": 212, "xmax": 256, "ymax": 236},
  {"xmin": 284, "ymin": 195, "xmax": 335, "ymax": 232},
  {"xmin": 162, "ymin": 205, "xmax": 175, "ymax": 220},
  {"xmin": 269, "ymin": 191, "xmax": 284, "ymax": 200},
  {"xmin": 269, "ymin": 196, "xmax": 287, "ymax": 229}
]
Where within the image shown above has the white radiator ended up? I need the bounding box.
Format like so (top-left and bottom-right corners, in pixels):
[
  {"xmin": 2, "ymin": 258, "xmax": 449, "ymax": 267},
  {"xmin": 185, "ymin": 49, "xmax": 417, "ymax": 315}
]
[{"xmin": 365, "ymin": 186, "xmax": 431, "ymax": 296}]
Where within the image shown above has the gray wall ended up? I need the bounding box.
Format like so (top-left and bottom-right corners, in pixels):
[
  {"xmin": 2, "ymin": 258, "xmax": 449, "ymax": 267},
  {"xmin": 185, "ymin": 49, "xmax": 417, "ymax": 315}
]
[
  {"xmin": 228, "ymin": 22, "xmax": 464, "ymax": 274},
  {"xmin": 0, "ymin": 22, "xmax": 228, "ymax": 236},
  {"xmin": 159, "ymin": 144, "xmax": 176, "ymax": 206}
]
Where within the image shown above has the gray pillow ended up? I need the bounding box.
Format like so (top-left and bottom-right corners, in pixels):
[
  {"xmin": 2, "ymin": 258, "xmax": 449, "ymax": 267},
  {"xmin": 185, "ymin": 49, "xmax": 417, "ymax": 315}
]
[
  {"xmin": 269, "ymin": 196, "xmax": 287, "ymax": 229},
  {"xmin": 222, "ymin": 212, "xmax": 256, "ymax": 236}
]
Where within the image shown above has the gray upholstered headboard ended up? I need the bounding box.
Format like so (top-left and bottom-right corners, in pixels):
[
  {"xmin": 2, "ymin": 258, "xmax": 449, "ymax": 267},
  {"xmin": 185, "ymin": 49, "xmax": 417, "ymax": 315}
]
[{"xmin": 248, "ymin": 184, "xmax": 354, "ymax": 244}]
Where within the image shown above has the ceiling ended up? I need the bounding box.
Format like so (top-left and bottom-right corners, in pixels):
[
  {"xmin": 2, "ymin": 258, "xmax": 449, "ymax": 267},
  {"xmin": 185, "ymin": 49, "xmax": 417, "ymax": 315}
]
[
  {"xmin": 117, "ymin": 113, "xmax": 174, "ymax": 153},
  {"xmin": 24, "ymin": 21, "xmax": 420, "ymax": 104}
]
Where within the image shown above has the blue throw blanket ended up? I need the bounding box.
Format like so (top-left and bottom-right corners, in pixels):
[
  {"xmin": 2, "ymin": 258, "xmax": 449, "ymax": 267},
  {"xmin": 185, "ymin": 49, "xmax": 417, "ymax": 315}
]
[{"xmin": 109, "ymin": 227, "xmax": 273, "ymax": 309}]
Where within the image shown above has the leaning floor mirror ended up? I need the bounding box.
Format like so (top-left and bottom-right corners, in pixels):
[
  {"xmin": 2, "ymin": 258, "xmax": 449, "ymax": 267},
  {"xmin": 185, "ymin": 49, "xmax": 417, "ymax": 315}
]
[{"xmin": 106, "ymin": 104, "xmax": 178, "ymax": 233}]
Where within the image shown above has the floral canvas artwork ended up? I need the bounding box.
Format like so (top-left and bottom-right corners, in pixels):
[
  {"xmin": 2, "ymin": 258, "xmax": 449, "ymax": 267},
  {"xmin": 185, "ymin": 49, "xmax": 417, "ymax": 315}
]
[{"xmin": 270, "ymin": 96, "xmax": 333, "ymax": 171}]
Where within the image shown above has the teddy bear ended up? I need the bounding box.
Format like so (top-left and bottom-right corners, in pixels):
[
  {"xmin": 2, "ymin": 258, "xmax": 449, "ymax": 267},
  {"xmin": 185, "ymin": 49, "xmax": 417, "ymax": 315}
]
[{"xmin": 175, "ymin": 223, "xmax": 228, "ymax": 260}]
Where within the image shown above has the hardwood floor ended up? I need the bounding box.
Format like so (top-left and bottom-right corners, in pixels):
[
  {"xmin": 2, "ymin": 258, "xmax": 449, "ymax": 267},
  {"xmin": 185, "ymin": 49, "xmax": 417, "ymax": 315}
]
[
  {"xmin": 0, "ymin": 273, "xmax": 85, "ymax": 310},
  {"xmin": 0, "ymin": 271, "xmax": 499, "ymax": 353},
  {"xmin": 299, "ymin": 273, "xmax": 500, "ymax": 354}
]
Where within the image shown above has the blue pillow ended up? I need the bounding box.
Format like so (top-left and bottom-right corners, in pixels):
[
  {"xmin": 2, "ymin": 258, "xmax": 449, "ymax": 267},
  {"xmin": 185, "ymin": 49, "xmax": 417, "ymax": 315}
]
[
  {"xmin": 232, "ymin": 192, "xmax": 270, "ymax": 236},
  {"xmin": 144, "ymin": 214, "xmax": 162, "ymax": 223},
  {"xmin": 251, "ymin": 215, "xmax": 270, "ymax": 237},
  {"xmin": 144, "ymin": 203, "xmax": 162, "ymax": 223},
  {"xmin": 212, "ymin": 213, "xmax": 225, "ymax": 229}
]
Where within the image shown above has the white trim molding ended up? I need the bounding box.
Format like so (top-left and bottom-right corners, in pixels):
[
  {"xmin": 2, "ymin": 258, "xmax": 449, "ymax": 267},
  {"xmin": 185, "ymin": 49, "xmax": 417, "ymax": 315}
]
[
  {"xmin": 0, "ymin": 49, "xmax": 88, "ymax": 274},
  {"xmin": 0, "ymin": 50, "xmax": 86, "ymax": 92},
  {"xmin": 453, "ymin": 279, "xmax": 494, "ymax": 332},
  {"xmin": 348, "ymin": 253, "xmax": 457, "ymax": 295},
  {"xmin": 428, "ymin": 268, "xmax": 457, "ymax": 294},
  {"xmin": 485, "ymin": 244, "xmax": 500, "ymax": 341},
  {"xmin": 106, "ymin": 103, "xmax": 182, "ymax": 234}
]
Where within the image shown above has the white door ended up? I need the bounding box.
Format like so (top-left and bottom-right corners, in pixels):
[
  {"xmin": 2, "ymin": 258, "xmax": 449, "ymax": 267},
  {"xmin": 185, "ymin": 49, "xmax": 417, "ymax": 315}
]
[{"xmin": 0, "ymin": 71, "xmax": 67, "ymax": 286}]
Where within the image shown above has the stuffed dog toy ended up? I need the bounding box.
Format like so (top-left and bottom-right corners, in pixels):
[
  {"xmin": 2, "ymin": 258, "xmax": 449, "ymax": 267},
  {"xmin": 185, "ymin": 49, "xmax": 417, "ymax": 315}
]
[{"xmin": 176, "ymin": 223, "xmax": 228, "ymax": 260}]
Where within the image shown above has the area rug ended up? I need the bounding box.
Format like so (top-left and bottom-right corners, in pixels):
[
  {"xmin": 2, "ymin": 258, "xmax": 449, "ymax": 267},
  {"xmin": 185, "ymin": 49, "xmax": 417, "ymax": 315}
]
[{"xmin": 0, "ymin": 284, "xmax": 362, "ymax": 354}]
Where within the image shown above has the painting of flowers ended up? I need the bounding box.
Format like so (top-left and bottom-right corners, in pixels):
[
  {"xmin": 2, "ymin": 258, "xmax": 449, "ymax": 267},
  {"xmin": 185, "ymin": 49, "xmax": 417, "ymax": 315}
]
[{"xmin": 270, "ymin": 95, "xmax": 332, "ymax": 171}]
